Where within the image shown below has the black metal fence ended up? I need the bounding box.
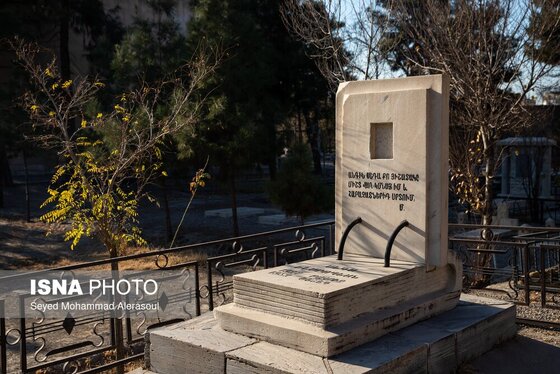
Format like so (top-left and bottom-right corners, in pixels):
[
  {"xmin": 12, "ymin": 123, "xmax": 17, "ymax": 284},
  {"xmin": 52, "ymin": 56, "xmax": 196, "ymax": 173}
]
[
  {"xmin": 0, "ymin": 220, "xmax": 334, "ymax": 374},
  {"xmin": 449, "ymin": 223, "xmax": 560, "ymax": 309}
]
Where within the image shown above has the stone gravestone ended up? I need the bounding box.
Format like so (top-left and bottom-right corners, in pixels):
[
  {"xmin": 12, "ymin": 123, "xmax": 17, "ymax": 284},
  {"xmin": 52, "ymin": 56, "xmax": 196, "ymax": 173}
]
[
  {"xmin": 336, "ymin": 75, "xmax": 449, "ymax": 268},
  {"xmin": 212, "ymin": 75, "xmax": 463, "ymax": 356},
  {"xmin": 142, "ymin": 76, "xmax": 516, "ymax": 374}
]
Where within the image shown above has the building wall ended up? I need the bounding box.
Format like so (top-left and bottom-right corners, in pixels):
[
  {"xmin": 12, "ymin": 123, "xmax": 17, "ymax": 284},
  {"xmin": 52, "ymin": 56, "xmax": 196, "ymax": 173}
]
[{"xmin": 0, "ymin": 0, "xmax": 192, "ymax": 81}]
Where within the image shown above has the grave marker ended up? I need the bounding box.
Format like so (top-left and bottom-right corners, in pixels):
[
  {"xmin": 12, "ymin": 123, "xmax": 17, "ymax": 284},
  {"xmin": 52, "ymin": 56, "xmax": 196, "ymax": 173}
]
[
  {"xmin": 142, "ymin": 76, "xmax": 516, "ymax": 374},
  {"xmin": 336, "ymin": 75, "xmax": 449, "ymax": 267}
]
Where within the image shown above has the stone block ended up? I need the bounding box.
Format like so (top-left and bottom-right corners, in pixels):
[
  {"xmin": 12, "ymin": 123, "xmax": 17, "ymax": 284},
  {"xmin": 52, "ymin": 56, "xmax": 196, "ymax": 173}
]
[
  {"xmin": 327, "ymin": 333, "xmax": 428, "ymax": 374},
  {"xmin": 214, "ymin": 291, "xmax": 460, "ymax": 357},
  {"xmin": 146, "ymin": 295, "xmax": 516, "ymax": 374},
  {"xmin": 226, "ymin": 342, "xmax": 328, "ymax": 374},
  {"xmin": 147, "ymin": 312, "xmax": 256, "ymax": 374},
  {"xmin": 335, "ymin": 75, "xmax": 449, "ymax": 267},
  {"xmin": 231, "ymin": 254, "xmax": 459, "ymax": 327}
]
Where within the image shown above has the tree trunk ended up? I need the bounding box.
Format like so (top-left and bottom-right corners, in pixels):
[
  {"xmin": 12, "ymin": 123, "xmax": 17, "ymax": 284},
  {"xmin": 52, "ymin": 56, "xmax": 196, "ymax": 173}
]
[
  {"xmin": 59, "ymin": 0, "xmax": 70, "ymax": 81},
  {"xmin": 0, "ymin": 169, "xmax": 3, "ymax": 209},
  {"xmin": 304, "ymin": 112, "xmax": 322, "ymax": 175},
  {"xmin": 161, "ymin": 178, "xmax": 173, "ymax": 244},
  {"xmin": 473, "ymin": 141, "xmax": 495, "ymax": 288},
  {"xmin": 481, "ymin": 129, "xmax": 495, "ymax": 227},
  {"xmin": 267, "ymin": 126, "xmax": 277, "ymax": 180},
  {"xmin": 229, "ymin": 172, "xmax": 239, "ymax": 237},
  {"xmin": 0, "ymin": 144, "xmax": 5, "ymax": 209},
  {"xmin": 23, "ymin": 150, "xmax": 31, "ymax": 222},
  {"xmin": 109, "ymin": 247, "xmax": 125, "ymax": 374},
  {"xmin": 297, "ymin": 109, "xmax": 303, "ymax": 143},
  {"xmin": 268, "ymin": 158, "xmax": 277, "ymax": 180},
  {"xmin": 0, "ymin": 143, "xmax": 13, "ymax": 209}
]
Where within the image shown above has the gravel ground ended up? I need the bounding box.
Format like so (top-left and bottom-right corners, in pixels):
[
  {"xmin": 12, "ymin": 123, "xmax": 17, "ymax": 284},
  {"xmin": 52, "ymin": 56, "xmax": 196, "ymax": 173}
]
[{"xmin": 467, "ymin": 285, "xmax": 560, "ymax": 347}]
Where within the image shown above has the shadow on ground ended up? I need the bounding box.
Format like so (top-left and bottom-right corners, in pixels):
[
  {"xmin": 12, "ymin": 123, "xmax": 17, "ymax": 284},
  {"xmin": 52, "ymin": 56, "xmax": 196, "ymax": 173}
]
[{"xmin": 460, "ymin": 335, "xmax": 560, "ymax": 374}]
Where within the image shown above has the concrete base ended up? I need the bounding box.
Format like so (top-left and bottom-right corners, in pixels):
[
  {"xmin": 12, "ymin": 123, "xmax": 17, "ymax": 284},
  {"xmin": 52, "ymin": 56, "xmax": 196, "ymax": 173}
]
[
  {"xmin": 146, "ymin": 294, "xmax": 516, "ymax": 374},
  {"xmin": 204, "ymin": 207, "xmax": 265, "ymax": 218},
  {"xmin": 214, "ymin": 254, "xmax": 461, "ymax": 357},
  {"xmin": 257, "ymin": 214, "xmax": 295, "ymax": 225},
  {"xmin": 229, "ymin": 254, "xmax": 461, "ymax": 327},
  {"xmin": 214, "ymin": 290, "xmax": 460, "ymax": 357}
]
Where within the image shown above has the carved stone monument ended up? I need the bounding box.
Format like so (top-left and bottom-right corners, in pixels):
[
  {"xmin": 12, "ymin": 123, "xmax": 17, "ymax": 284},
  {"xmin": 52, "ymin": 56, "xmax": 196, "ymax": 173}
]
[
  {"xmin": 336, "ymin": 76, "xmax": 449, "ymax": 267},
  {"xmin": 213, "ymin": 75, "xmax": 461, "ymax": 357},
  {"xmin": 138, "ymin": 76, "xmax": 516, "ymax": 374}
]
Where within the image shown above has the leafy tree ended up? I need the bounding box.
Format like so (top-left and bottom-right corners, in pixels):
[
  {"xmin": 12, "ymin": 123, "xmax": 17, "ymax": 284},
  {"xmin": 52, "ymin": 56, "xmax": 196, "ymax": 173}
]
[
  {"xmin": 111, "ymin": 1, "xmax": 187, "ymax": 88},
  {"xmin": 529, "ymin": 0, "xmax": 560, "ymax": 66},
  {"xmin": 109, "ymin": 0, "xmax": 194, "ymax": 243},
  {"xmin": 14, "ymin": 39, "xmax": 218, "ymax": 256},
  {"xmin": 0, "ymin": 0, "xmax": 122, "ymax": 208},
  {"xmin": 184, "ymin": 0, "xmax": 330, "ymax": 235},
  {"xmin": 285, "ymin": 0, "xmax": 560, "ymax": 226},
  {"xmin": 268, "ymin": 143, "xmax": 332, "ymax": 223},
  {"xmin": 377, "ymin": 0, "xmax": 436, "ymax": 76}
]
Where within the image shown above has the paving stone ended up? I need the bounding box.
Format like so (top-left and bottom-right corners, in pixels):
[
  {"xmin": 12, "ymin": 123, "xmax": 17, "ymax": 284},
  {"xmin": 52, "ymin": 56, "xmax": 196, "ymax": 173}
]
[
  {"xmin": 226, "ymin": 342, "xmax": 328, "ymax": 374},
  {"xmin": 148, "ymin": 312, "xmax": 256, "ymax": 374}
]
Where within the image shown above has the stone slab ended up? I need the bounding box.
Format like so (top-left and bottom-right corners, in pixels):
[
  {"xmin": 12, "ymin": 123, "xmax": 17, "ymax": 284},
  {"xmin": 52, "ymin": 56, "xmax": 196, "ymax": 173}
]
[
  {"xmin": 226, "ymin": 342, "xmax": 328, "ymax": 374},
  {"xmin": 214, "ymin": 290, "xmax": 460, "ymax": 357},
  {"xmin": 147, "ymin": 313, "xmax": 256, "ymax": 374},
  {"xmin": 327, "ymin": 333, "xmax": 428, "ymax": 374},
  {"xmin": 148, "ymin": 294, "xmax": 515, "ymax": 373},
  {"xmin": 429, "ymin": 296, "xmax": 517, "ymax": 365},
  {"xmin": 335, "ymin": 76, "xmax": 449, "ymax": 268},
  {"xmin": 128, "ymin": 369, "xmax": 157, "ymax": 374},
  {"xmin": 204, "ymin": 207, "xmax": 265, "ymax": 218},
  {"xmin": 327, "ymin": 294, "xmax": 515, "ymax": 373},
  {"xmin": 232, "ymin": 254, "xmax": 460, "ymax": 327},
  {"xmin": 328, "ymin": 294, "xmax": 515, "ymax": 373}
]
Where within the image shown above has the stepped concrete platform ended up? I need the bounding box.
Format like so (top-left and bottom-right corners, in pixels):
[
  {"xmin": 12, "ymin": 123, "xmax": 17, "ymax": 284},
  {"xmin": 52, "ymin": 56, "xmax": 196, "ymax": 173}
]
[
  {"xmin": 231, "ymin": 254, "xmax": 459, "ymax": 327},
  {"xmin": 144, "ymin": 294, "xmax": 516, "ymax": 374},
  {"xmin": 214, "ymin": 253, "xmax": 461, "ymax": 357}
]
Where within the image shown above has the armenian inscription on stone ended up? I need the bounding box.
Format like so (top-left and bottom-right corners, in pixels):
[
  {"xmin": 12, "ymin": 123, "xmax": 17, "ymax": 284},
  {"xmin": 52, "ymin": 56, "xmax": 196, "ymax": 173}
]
[
  {"xmin": 269, "ymin": 264, "xmax": 359, "ymax": 285},
  {"xmin": 346, "ymin": 171, "xmax": 420, "ymax": 212}
]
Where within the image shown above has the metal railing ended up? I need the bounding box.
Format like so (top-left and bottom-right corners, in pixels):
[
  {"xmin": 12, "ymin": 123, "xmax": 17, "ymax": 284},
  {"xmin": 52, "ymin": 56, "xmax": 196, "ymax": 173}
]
[
  {"xmin": 449, "ymin": 223, "xmax": 560, "ymax": 309},
  {"xmin": 0, "ymin": 220, "xmax": 335, "ymax": 374}
]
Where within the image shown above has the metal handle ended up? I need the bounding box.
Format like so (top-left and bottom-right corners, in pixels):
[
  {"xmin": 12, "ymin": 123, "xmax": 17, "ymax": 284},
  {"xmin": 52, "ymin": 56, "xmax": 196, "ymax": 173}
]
[
  {"xmin": 385, "ymin": 220, "xmax": 409, "ymax": 267},
  {"xmin": 337, "ymin": 217, "xmax": 362, "ymax": 260}
]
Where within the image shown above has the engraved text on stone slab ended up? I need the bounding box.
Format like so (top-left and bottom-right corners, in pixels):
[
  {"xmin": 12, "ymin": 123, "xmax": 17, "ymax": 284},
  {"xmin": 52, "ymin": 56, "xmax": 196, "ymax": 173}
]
[{"xmin": 270, "ymin": 263, "xmax": 359, "ymax": 285}]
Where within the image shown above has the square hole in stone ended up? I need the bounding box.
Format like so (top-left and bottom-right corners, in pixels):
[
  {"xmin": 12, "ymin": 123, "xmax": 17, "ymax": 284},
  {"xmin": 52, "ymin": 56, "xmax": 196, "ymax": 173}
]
[{"xmin": 370, "ymin": 122, "xmax": 393, "ymax": 159}]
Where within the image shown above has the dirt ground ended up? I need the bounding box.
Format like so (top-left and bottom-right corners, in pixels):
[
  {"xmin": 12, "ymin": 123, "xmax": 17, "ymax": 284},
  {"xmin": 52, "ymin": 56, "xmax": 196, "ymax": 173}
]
[{"xmin": 0, "ymin": 181, "xmax": 332, "ymax": 269}]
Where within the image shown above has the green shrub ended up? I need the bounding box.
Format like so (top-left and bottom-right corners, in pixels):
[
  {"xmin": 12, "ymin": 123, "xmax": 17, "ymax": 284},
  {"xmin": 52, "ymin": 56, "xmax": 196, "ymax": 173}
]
[{"xmin": 268, "ymin": 144, "xmax": 332, "ymax": 223}]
